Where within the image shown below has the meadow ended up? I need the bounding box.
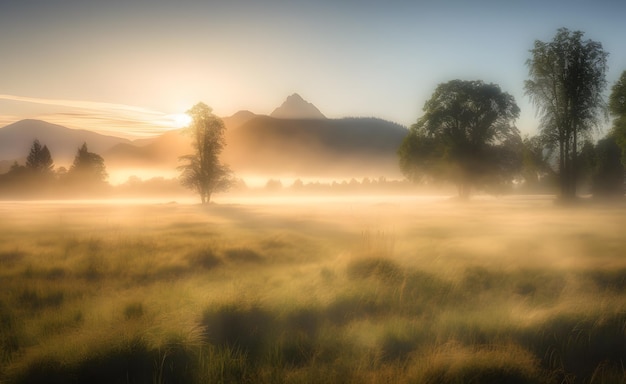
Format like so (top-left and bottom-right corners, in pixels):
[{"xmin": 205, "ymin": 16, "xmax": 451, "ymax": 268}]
[{"xmin": 0, "ymin": 195, "xmax": 625, "ymax": 383}]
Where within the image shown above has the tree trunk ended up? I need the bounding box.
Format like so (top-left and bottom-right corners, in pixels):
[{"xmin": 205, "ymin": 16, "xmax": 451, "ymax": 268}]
[
  {"xmin": 572, "ymin": 128, "xmax": 577, "ymax": 197},
  {"xmin": 560, "ymin": 135, "xmax": 567, "ymax": 198}
]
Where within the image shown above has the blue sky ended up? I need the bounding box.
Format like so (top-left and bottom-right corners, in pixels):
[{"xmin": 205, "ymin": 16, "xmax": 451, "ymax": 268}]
[{"xmin": 1, "ymin": 0, "xmax": 625, "ymax": 138}]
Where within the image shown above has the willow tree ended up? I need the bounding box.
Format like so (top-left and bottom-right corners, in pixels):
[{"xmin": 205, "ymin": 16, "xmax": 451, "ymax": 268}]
[
  {"xmin": 178, "ymin": 102, "xmax": 232, "ymax": 204},
  {"xmin": 525, "ymin": 28, "xmax": 608, "ymax": 199},
  {"xmin": 398, "ymin": 80, "xmax": 522, "ymax": 199}
]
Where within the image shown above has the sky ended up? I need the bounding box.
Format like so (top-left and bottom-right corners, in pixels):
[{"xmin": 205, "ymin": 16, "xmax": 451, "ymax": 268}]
[{"xmin": 1, "ymin": 0, "xmax": 625, "ymax": 139}]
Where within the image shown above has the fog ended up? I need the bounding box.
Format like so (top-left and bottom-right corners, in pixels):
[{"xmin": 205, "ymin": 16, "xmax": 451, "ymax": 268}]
[
  {"xmin": 1, "ymin": 194, "xmax": 625, "ymax": 383},
  {"xmin": 0, "ymin": 100, "xmax": 624, "ymax": 384}
]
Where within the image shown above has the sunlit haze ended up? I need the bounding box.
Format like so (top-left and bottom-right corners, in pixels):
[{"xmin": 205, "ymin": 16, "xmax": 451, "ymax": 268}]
[
  {"xmin": 2, "ymin": 0, "xmax": 625, "ymax": 137},
  {"xmin": 1, "ymin": 2, "xmax": 626, "ymax": 379}
]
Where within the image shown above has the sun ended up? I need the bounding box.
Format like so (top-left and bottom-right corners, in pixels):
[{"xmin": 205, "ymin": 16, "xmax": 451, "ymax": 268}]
[{"xmin": 170, "ymin": 113, "xmax": 193, "ymax": 128}]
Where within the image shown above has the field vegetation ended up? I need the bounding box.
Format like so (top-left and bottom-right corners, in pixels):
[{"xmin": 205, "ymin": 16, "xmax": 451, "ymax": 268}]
[{"xmin": 0, "ymin": 196, "xmax": 625, "ymax": 383}]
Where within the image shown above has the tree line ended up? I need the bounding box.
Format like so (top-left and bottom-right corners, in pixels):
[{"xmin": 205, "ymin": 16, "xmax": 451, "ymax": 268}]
[
  {"xmin": 1, "ymin": 28, "xmax": 625, "ymax": 203},
  {"xmin": 399, "ymin": 28, "xmax": 625, "ymax": 201},
  {"xmin": 0, "ymin": 141, "xmax": 108, "ymax": 198},
  {"xmin": 183, "ymin": 27, "xmax": 626, "ymax": 203}
]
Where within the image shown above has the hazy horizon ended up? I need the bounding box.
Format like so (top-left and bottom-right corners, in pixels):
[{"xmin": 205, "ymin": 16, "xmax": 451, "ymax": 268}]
[{"xmin": 2, "ymin": 0, "xmax": 626, "ymax": 139}]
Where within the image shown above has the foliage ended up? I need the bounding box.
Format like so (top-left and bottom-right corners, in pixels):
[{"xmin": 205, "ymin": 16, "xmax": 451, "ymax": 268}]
[
  {"xmin": 0, "ymin": 141, "xmax": 56, "ymax": 197},
  {"xmin": 399, "ymin": 79, "xmax": 521, "ymax": 199},
  {"xmin": 520, "ymin": 134, "xmax": 558, "ymax": 191},
  {"xmin": 609, "ymin": 70, "xmax": 626, "ymax": 163},
  {"xmin": 66, "ymin": 143, "xmax": 108, "ymax": 187},
  {"xmin": 592, "ymin": 136, "xmax": 624, "ymax": 197},
  {"xmin": 25, "ymin": 140, "xmax": 54, "ymax": 174},
  {"xmin": 178, "ymin": 102, "xmax": 232, "ymax": 204},
  {"xmin": 525, "ymin": 28, "xmax": 609, "ymax": 199}
]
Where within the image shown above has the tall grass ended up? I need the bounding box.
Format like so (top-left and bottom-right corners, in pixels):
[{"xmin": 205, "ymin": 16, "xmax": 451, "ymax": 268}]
[{"xmin": 0, "ymin": 198, "xmax": 625, "ymax": 383}]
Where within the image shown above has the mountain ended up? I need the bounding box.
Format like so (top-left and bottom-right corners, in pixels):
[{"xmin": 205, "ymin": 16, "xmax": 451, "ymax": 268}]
[
  {"xmin": 0, "ymin": 119, "xmax": 132, "ymax": 165},
  {"xmin": 223, "ymin": 110, "xmax": 257, "ymax": 127},
  {"xmin": 270, "ymin": 94, "xmax": 326, "ymax": 119},
  {"xmin": 104, "ymin": 129, "xmax": 191, "ymax": 167},
  {"xmin": 222, "ymin": 115, "xmax": 407, "ymax": 178},
  {"xmin": 0, "ymin": 96, "xmax": 409, "ymax": 180}
]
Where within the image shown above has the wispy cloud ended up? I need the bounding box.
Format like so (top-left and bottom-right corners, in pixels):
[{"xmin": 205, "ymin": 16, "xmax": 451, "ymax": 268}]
[{"xmin": 0, "ymin": 94, "xmax": 184, "ymax": 138}]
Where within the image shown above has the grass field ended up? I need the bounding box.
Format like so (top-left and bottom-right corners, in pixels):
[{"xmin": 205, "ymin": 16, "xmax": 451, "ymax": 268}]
[{"xmin": 0, "ymin": 195, "xmax": 625, "ymax": 383}]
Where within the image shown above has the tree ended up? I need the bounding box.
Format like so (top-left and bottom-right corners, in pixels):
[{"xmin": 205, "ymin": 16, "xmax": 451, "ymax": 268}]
[
  {"xmin": 178, "ymin": 102, "xmax": 232, "ymax": 204},
  {"xmin": 609, "ymin": 70, "xmax": 626, "ymax": 164},
  {"xmin": 520, "ymin": 134, "xmax": 558, "ymax": 191},
  {"xmin": 525, "ymin": 28, "xmax": 608, "ymax": 200},
  {"xmin": 66, "ymin": 143, "xmax": 108, "ymax": 186},
  {"xmin": 398, "ymin": 79, "xmax": 521, "ymax": 199},
  {"xmin": 592, "ymin": 136, "xmax": 624, "ymax": 197},
  {"xmin": 25, "ymin": 140, "xmax": 54, "ymax": 173}
]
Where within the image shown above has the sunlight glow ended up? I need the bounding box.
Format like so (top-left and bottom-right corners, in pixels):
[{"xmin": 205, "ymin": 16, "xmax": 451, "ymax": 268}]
[{"xmin": 170, "ymin": 113, "xmax": 193, "ymax": 128}]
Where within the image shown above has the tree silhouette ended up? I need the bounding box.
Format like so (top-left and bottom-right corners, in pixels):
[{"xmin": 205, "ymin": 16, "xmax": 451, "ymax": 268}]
[
  {"xmin": 525, "ymin": 28, "xmax": 608, "ymax": 200},
  {"xmin": 609, "ymin": 70, "xmax": 626, "ymax": 164},
  {"xmin": 398, "ymin": 80, "xmax": 521, "ymax": 199},
  {"xmin": 66, "ymin": 143, "xmax": 108, "ymax": 187},
  {"xmin": 178, "ymin": 102, "xmax": 232, "ymax": 204},
  {"xmin": 25, "ymin": 140, "xmax": 54, "ymax": 174},
  {"xmin": 592, "ymin": 137, "xmax": 624, "ymax": 197},
  {"xmin": 520, "ymin": 134, "xmax": 558, "ymax": 191}
]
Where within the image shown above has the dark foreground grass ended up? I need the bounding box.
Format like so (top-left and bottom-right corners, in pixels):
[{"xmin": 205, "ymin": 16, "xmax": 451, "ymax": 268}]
[
  {"xmin": 1, "ymin": 199, "xmax": 626, "ymax": 383},
  {"xmin": 7, "ymin": 270, "xmax": 625, "ymax": 383}
]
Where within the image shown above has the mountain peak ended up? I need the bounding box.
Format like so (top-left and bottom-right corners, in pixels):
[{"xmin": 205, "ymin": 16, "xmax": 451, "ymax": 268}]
[{"xmin": 270, "ymin": 93, "xmax": 326, "ymax": 119}]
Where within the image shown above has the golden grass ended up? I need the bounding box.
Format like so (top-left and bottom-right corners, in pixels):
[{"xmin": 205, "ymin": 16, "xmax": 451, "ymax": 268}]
[{"xmin": 0, "ymin": 196, "xmax": 625, "ymax": 383}]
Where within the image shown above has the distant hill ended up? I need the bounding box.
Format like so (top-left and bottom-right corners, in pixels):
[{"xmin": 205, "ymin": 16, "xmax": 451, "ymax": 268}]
[
  {"xmin": 222, "ymin": 115, "xmax": 407, "ymax": 178},
  {"xmin": 105, "ymin": 129, "xmax": 191, "ymax": 167},
  {"xmin": 223, "ymin": 110, "xmax": 257, "ymax": 127},
  {"xmin": 0, "ymin": 97, "xmax": 409, "ymax": 180},
  {"xmin": 0, "ymin": 119, "xmax": 131, "ymax": 165},
  {"xmin": 270, "ymin": 93, "xmax": 326, "ymax": 120}
]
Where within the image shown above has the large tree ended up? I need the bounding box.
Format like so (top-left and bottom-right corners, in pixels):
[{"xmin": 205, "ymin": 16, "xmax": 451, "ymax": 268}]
[
  {"xmin": 25, "ymin": 139, "xmax": 54, "ymax": 174},
  {"xmin": 398, "ymin": 79, "xmax": 521, "ymax": 199},
  {"xmin": 525, "ymin": 28, "xmax": 608, "ymax": 199},
  {"xmin": 66, "ymin": 143, "xmax": 108, "ymax": 186},
  {"xmin": 178, "ymin": 102, "xmax": 232, "ymax": 204},
  {"xmin": 609, "ymin": 70, "xmax": 626, "ymax": 164}
]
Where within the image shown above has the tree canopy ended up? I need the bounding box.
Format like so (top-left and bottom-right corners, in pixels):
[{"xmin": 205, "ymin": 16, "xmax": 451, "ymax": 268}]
[
  {"xmin": 25, "ymin": 140, "xmax": 54, "ymax": 174},
  {"xmin": 609, "ymin": 70, "xmax": 626, "ymax": 164},
  {"xmin": 398, "ymin": 79, "xmax": 521, "ymax": 199},
  {"xmin": 67, "ymin": 143, "xmax": 108, "ymax": 186},
  {"xmin": 525, "ymin": 28, "xmax": 608, "ymax": 199},
  {"xmin": 178, "ymin": 102, "xmax": 232, "ymax": 204}
]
